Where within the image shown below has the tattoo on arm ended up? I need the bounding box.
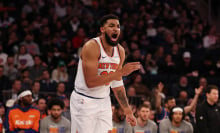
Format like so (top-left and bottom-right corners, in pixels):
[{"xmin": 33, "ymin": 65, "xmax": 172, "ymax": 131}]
[{"xmin": 117, "ymin": 90, "xmax": 129, "ymax": 108}]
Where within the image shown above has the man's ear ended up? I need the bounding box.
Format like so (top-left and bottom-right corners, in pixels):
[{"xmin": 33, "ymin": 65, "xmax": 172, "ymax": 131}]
[{"xmin": 100, "ymin": 27, "xmax": 104, "ymax": 33}]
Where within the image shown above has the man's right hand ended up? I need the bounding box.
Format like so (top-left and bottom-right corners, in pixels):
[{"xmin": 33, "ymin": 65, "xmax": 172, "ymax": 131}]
[
  {"xmin": 121, "ymin": 62, "xmax": 141, "ymax": 76},
  {"xmin": 126, "ymin": 113, "xmax": 137, "ymax": 126}
]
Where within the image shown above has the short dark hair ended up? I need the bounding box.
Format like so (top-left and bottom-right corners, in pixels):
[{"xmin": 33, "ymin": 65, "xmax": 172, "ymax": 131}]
[
  {"xmin": 47, "ymin": 98, "xmax": 64, "ymax": 110},
  {"xmin": 165, "ymin": 96, "xmax": 175, "ymax": 104},
  {"xmin": 36, "ymin": 97, "xmax": 46, "ymax": 104},
  {"xmin": 169, "ymin": 106, "xmax": 185, "ymax": 121},
  {"xmin": 205, "ymin": 85, "xmax": 218, "ymax": 94},
  {"xmin": 32, "ymin": 80, "xmax": 40, "ymax": 86},
  {"xmin": 138, "ymin": 104, "xmax": 151, "ymax": 111},
  {"xmin": 99, "ymin": 14, "xmax": 119, "ymax": 27}
]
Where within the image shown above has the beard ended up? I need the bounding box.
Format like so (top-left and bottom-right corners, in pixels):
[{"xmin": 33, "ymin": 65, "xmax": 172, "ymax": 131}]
[
  {"xmin": 141, "ymin": 116, "xmax": 148, "ymax": 122},
  {"xmin": 105, "ymin": 32, "xmax": 119, "ymax": 46},
  {"xmin": 21, "ymin": 99, "xmax": 32, "ymax": 106},
  {"xmin": 51, "ymin": 114, "xmax": 61, "ymax": 120}
]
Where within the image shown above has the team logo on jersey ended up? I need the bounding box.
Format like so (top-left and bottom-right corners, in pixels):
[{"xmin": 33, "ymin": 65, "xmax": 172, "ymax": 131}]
[
  {"xmin": 15, "ymin": 120, "xmax": 33, "ymax": 125},
  {"xmin": 29, "ymin": 115, "xmax": 35, "ymax": 118}
]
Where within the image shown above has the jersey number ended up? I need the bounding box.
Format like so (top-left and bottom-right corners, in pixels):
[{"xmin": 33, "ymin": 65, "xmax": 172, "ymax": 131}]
[{"xmin": 100, "ymin": 71, "xmax": 114, "ymax": 85}]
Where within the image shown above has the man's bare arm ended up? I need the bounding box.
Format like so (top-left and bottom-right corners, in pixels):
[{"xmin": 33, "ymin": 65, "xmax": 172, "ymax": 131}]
[
  {"xmin": 82, "ymin": 41, "xmax": 140, "ymax": 88},
  {"xmin": 184, "ymin": 86, "xmax": 203, "ymax": 114},
  {"xmin": 112, "ymin": 86, "xmax": 136, "ymax": 126},
  {"xmin": 112, "ymin": 86, "xmax": 132, "ymax": 114},
  {"xmin": 155, "ymin": 82, "xmax": 164, "ymax": 113}
]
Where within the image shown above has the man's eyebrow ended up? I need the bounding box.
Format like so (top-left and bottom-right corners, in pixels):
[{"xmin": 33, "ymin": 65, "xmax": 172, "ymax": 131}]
[{"xmin": 108, "ymin": 23, "xmax": 115, "ymax": 26}]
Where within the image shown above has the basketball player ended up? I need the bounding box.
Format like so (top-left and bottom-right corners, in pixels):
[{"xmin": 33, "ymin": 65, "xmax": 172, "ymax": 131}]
[{"xmin": 70, "ymin": 14, "xmax": 140, "ymax": 133}]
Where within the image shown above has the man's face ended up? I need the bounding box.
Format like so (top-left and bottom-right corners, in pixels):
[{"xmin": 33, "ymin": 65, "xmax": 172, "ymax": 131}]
[
  {"xmin": 7, "ymin": 57, "xmax": 14, "ymax": 65},
  {"xmin": 172, "ymin": 111, "xmax": 183, "ymax": 124},
  {"xmin": 37, "ymin": 99, "xmax": 46, "ymax": 111},
  {"xmin": 102, "ymin": 19, "xmax": 120, "ymax": 46},
  {"xmin": 21, "ymin": 95, "xmax": 33, "ymax": 106},
  {"xmin": 42, "ymin": 71, "xmax": 50, "ymax": 79},
  {"xmin": 207, "ymin": 89, "xmax": 219, "ymax": 104},
  {"xmin": 179, "ymin": 76, "xmax": 187, "ymax": 87},
  {"xmin": 34, "ymin": 56, "xmax": 41, "ymax": 65},
  {"xmin": 167, "ymin": 99, "xmax": 176, "ymax": 110},
  {"xmin": 138, "ymin": 107, "xmax": 150, "ymax": 121},
  {"xmin": 50, "ymin": 105, "xmax": 62, "ymax": 120},
  {"xmin": 13, "ymin": 81, "xmax": 22, "ymax": 91},
  {"xmin": 57, "ymin": 83, "xmax": 65, "ymax": 93},
  {"xmin": 32, "ymin": 82, "xmax": 40, "ymax": 93}
]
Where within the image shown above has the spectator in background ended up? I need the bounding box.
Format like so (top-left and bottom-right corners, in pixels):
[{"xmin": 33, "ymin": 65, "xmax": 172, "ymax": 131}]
[
  {"xmin": 40, "ymin": 98, "xmax": 71, "ymax": 133},
  {"xmin": 0, "ymin": 44, "xmax": 8, "ymax": 66},
  {"xmin": 72, "ymin": 27, "xmax": 88, "ymax": 51},
  {"xmin": 0, "ymin": 66, "xmax": 10, "ymax": 91},
  {"xmin": 2, "ymin": 79, "xmax": 22, "ymax": 102},
  {"xmin": 112, "ymin": 105, "xmax": 132, "ymax": 133},
  {"xmin": 3, "ymin": 56, "xmax": 18, "ymax": 81},
  {"xmin": 0, "ymin": 102, "xmax": 5, "ymax": 133},
  {"xmin": 159, "ymin": 106, "xmax": 193, "ymax": 133},
  {"xmin": 126, "ymin": 85, "xmax": 136, "ymax": 97},
  {"xmin": 146, "ymin": 19, "xmax": 157, "ymax": 38},
  {"xmin": 170, "ymin": 75, "xmax": 194, "ymax": 98},
  {"xmin": 155, "ymin": 46, "xmax": 167, "ymax": 69},
  {"xmin": 61, "ymin": 96, "xmax": 71, "ymax": 121},
  {"xmin": 29, "ymin": 55, "xmax": 47, "ymax": 81},
  {"xmin": 31, "ymin": 81, "xmax": 42, "ymax": 101},
  {"xmin": 196, "ymin": 85, "xmax": 220, "ymax": 133},
  {"xmin": 14, "ymin": 45, "xmax": 34, "ymax": 71},
  {"xmin": 4, "ymin": 32, "xmax": 20, "ymax": 56},
  {"xmin": 143, "ymin": 53, "xmax": 157, "ymax": 75},
  {"xmin": 40, "ymin": 69, "xmax": 57, "ymax": 92},
  {"xmin": 55, "ymin": 0, "xmax": 67, "ymax": 18},
  {"xmin": 36, "ymin": 97, "xmax": 47, "ymax": 119},
  {"xmin": 42, "ymin": 49, "xmax": 58, "ymax": 73},
  {"xmin": 196, "ymin": 77, "xmax": 209, "ymax": 102},
  {"xmin": 158, "ymin": 54, "xmax": 176, "ymax": 74},
  {"xmin": 126, "ymin": 49, "xmax": 143, "ymax": 63},
  {"xmin": 66, "ymin": 16, "xmax": 81, "ymax": 37},
  {"xmin": 133, "ymin": 104, "xmax": 157, "ymax": 133},
  {"xmin": 177, "ymin": 51, "xmax": 199, "ymax": 77},
  {"xmin": 20, "ymin": 33, "xmax": 40, "ymax": 56},
  {"xmin": 170, "ymin": 43, "xmax": 182, "ymax": 65},
  {"xmin": 38, "ymin": 26, "xmax": 52, "ymax": 54},
  {"xmin": 155, "ymin": 85, "xmax": 203, "ymax": 123},
  {"xmin": 185, "ymin": 98, "xmax": 197, "ymax": 131},
  {"xmin": 185, "ymin": 30, "xmax": 202, "ymax": 51},
  {"xmin": 203, "ymin": 26, "xmax": 218, "ymax": 49},
  {"xmin": 0, "ymin": 12, "xmax": 15, "ymax": 28},
  {"xmin": 52, "ymin": 60, "xmax": 68, "ymax": 83},
  {"xmin": 4, "ymin": 89, "xmax": 40, "ymax": 133},
  {"xmin": 176, "ymin": 90, "xmax": 189, "ymax": 106},
  {"xmin": 199, "ymin": 55, "xmax": 216, "ymax": 77},
  {"xmin": 129, "ymin": 73, "xmax": 150, "ymax": 98},
  {"xmin": 56, "ymin": 82, "xmax": 66, "ymax": 98},
  {"xmin": 199, "ymin": 77, "xmax": 208, "ymax": 88},
  {"xmin": 20, "ymin": 68, "xmax": 32, "ymax": 90}
]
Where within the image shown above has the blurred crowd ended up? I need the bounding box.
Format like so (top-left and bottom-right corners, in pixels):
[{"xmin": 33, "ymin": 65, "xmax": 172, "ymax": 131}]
[{"xmin": 0, "ymin": 0, "xmax": 220, "ymax": 132}]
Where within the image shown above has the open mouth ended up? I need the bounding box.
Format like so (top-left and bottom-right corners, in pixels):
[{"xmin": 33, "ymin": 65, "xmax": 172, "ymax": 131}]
[{"xmin": 111, "ymin": 34, "xmax": 118, "ymax": 41}]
